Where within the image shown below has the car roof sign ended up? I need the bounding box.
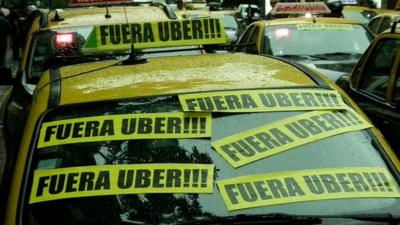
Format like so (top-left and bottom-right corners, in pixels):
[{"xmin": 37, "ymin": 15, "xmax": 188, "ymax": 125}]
[
  {"xmin": 340, "ymin": 0, "xmax": 358, "ymax": 5},
  {"xmin": 69, "ymin": 0, "xmax": 130, "ymax": 7},
  {"xmin": 84, "ymin": 18, "xmax": 227, "ymax": 51},
  {"xmin": 271, "ymin": 2, "xmax": 331, "ymax": 15}
]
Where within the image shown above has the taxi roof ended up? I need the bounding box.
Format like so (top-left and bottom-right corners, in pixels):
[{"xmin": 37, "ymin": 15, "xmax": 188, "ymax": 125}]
[
  {"xmin": 342, "ymin": 5, "xmax": 377, "ymax": 12},
  {"xmin": 261, "ymin": 17, "xmax": 360, "ymax": 27},
  {"xmin": 373, "ymin": 11, "xmax": 400, "ymax": 18},
  {"xmin": 48, "ymin": 6, "xmax": 171, "ymax": 29},
  {"xmin": 36, "ymin": 53, "xmax": 317, "ymax": 105}
]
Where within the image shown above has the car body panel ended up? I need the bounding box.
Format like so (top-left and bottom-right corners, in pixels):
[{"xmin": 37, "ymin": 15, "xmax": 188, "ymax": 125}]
[
  {"xmin": 5, "ymin": 51, "xmax": 400, "ymax": 224},
  {"xmin": 48, "ymin": 54, "xmax": 316, "ymax": 104}
]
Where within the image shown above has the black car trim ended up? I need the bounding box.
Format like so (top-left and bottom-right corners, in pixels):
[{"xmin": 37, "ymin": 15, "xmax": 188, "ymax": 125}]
[
  {"xmin": 17, "ymin": 113, "xmax": 46, "ymax": 225},
  {"xmin": 48, "ymin": 68, "xmax": 61, "ymax": 109},
  {"xmin": 40, "ymin": 85, "xmax": 335, "ymax": 116}
]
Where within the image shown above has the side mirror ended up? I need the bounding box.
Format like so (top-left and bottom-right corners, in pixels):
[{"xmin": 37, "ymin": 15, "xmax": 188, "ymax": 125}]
[
  {"xmin": 0, "ymin": 66, "xmax": 15, "ymax": 85},
  {"xmin": 335, "ymin": 74, "xmax": 351, "ymax": 92}
]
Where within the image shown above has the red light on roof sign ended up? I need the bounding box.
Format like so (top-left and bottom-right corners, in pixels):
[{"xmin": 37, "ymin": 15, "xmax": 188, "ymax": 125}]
[
  {"xmin": 69, "ymin": 0, "xmax": 130, "ymax": 6},
  {"xmin": 271, "ymin": 2, "xmax": 331, "ymax": 15}
]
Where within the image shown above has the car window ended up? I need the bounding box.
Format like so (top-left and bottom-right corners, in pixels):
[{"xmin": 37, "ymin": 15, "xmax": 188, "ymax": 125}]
[
  {"xmin": 223, "ymin": 14, "xmax": 239, "ymax": 29},
  {"xmin": 28, "ymin": 32, "xmax": 56, "ymax": 84},
  {"xmin": 263, "ymin": 24, "xmax": 373, "ymax": 57},
  {"xmin": 368, "ymin": 17, "xmax": 382, "ymax": 33},
  {"xmin": 360, "ymin": 39, "xmax": 400, "ymax": 100},
  {"xmin": 235, "ymin": 25, "xmax": 255, "ymax": 52},
  {"xmin": 379, "ymin": 17, "xmax": 393, "ymax": 33},
  {"xmin": 246, "ymin": 26, "xmax": 259, "ymax": 54},
  {"xmin": 23, "ymin": 91, "xmax": 400, "ymax": 225}
]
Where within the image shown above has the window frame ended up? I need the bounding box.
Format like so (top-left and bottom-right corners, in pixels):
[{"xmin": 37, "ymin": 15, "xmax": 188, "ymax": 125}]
[{"xmin": 356, "ymin": 37, "xmax": 400, "ymax": 105}]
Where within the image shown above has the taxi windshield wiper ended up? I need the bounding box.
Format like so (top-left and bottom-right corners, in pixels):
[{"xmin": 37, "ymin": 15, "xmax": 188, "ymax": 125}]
[
  {"xmin": 313, "ymin": 52, "xmax": 363, "ymax": 58},
  {"xmin": 182, "ymin": 213, "xmax": 322, "ymax": 225},
  {"xmin": 182, "ymin": 213, "xmax": 400, "ymax": 225},
  {"xmin": 338, "ymin": 213, "xmax": 400, "ymax": 224},
  {"xmin": 277, "ymin": 54, "xmax": 328, "ymax": 60}
]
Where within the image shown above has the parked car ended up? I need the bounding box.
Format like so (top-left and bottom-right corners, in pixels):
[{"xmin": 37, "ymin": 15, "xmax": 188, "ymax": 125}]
[
  {"xmin": 336, "ymin": 19, "xmax": 400, "ymax": 151},
  {"xmin": 234, "ymin": 17, "xmax": 375, "ymax": 81},
  {"xmin": 3, "ymin": 17, "xmax": 400, "ymax": 225}
]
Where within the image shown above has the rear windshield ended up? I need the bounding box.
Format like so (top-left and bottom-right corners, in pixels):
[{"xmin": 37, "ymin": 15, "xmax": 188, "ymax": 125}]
[
  {"xmin": 262, "ymin": 24, "xmax": 373, "ymax": 58},
  {"xmin": 24, "ymin": 89, "xmax": 400, "ymax": 225}
]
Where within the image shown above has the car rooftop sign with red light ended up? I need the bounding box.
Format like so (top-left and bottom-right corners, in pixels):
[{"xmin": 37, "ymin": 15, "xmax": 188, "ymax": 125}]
[
  {"xmin": 271, "ymin": 2, "xmax": 331, "ymax": 15},
  {"xmin": 69, "ymin": 0, "xmax": 130, "ymax": 6}
]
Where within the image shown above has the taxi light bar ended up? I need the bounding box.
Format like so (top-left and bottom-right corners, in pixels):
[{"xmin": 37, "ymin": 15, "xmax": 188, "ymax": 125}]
[
  {"xmin": 275, "ymin": 28, "xmax": 290, "ymax": 40},
  {"xmin": 55, "ymin": 33, "xmax": 75, "ymax": 46},
  {"xmin": 271, "ymin": 2, "xmax": 331, "ymax": 15}
]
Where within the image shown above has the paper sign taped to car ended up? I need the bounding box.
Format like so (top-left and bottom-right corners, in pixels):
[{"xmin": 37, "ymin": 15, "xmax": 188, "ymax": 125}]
[
  {"xmin": 217, "ymin": 167, "xmax": 400, "ymax": 211},
  {"xmin": 179, "ymin": 89, "xmax": 347, "ymax": 113},
  {"xmin": 297, "ymin": 24, "xmax": 354, "ymax": 30},
  {"xmin": 69, "ymin": 0, "xmax": 129, "ymax": 6},
  {"xmin": 30, "ymin": 163, "xmax": 214, "ymax": 203},
  {"xmin": 95, "ymin": 18, "xmax": 226, "ymax": 51},
  {"xmin": 271, "ymin": 2, "xmax": 331, "ymax": 15},
  {"xmin": 212, "ymin": 109, "xmax": 371, "ymax": 168},
  {"xmin": 37, "ymin": 112, "xmax": 212, "ymax": 148}
]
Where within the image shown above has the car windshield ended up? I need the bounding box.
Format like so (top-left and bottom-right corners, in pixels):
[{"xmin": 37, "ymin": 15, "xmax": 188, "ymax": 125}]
[
  {"xmin": 223, "ymin": 15, "xmax": 239, "ymax": 29},
  {"xmin": 262, "ymin": 24, "xmax": 373, "ymax": 58},
  {"xmin": 27, "ymin": 26, "xmax": 203, "ymax": 84},
  {"xmin": 23, "ymin": 89, "xmax": 400, "ymax": 225},
  {"xmin": 342, "ymin": 10, "xmax": 377, "ymax": 24}
]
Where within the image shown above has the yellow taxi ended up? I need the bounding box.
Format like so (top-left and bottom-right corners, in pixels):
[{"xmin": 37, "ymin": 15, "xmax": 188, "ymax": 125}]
[
  {"xmin": 1, "ymin": 3, "xmax": 184, "ymax": 159},
  {"xmin": 2, "ymin": 16, "xmax": 400, "ymax": 225},
  {"xmin": 367, "ymin": 11, "xmax": 400, "ymax": 34},
  {"xmin": 336, "ymin": 19, "xmax": 400, "ymax": 151},
  {"xmin": 234, "ymin": 17, "xmax": 375, "ymax": 81}
]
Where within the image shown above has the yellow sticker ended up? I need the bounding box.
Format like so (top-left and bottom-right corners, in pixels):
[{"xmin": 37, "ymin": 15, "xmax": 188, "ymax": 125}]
[
  {"xmin": 218, "ymin": 167, "xmax": 400, "ymax": 211},
  {"xmin": 297, "ymin": 24, "xmax": 354, "ymax": 30},
  {"xmin": 37, "ymin": 112, "xmax": 212, "ymax": 148},
  {"xmin": 179, "ymin": 89, "xmax": 347, "ymax": 113},
  {"xmin": 212, "ymin": 109, "xmax": 371, "ymax": 168},
  {"xmin": 96, "ymin": 18, "xmax": 226, "ymax": 51},
  {"xmin": 30, "ymin": 163, "xmax": 214, "ymax": 204}
]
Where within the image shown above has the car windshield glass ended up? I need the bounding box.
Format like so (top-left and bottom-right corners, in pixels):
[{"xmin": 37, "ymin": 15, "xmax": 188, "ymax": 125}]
[
  {"xmin": 343, "ymin": 11, "xmax": 377, "ymax": 24},
  {"xmin": 223, "ymin": 15, "xmax": 238, "ymax": 29},
  {"xmin": 262, "ymin": 24, "xmax": 373, "ymax": 57},
  {"xmin": 24, "ymin": 91, "xmax": 400, "ymax": 225}
]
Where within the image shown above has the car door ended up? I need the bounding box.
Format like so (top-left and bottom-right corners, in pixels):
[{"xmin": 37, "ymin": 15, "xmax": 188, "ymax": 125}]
[{"xmin": 349, "ymin": 36, "xmax": 400, "ymax": 147}]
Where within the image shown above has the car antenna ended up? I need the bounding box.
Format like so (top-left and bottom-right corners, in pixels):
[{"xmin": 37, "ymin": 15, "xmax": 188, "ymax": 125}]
[
  {"xmin": 105, "ymin": 2, "xmax": 112, "ymax": 18},
  {"xmin": 121, "ymin": 6, "xmax": 147, "ymax": 65}
]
